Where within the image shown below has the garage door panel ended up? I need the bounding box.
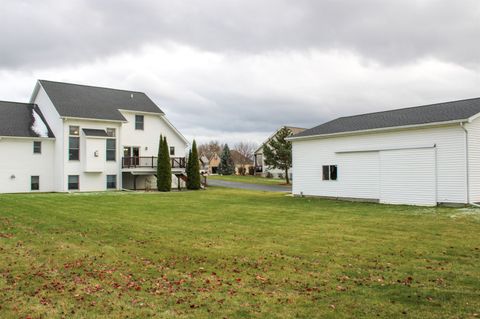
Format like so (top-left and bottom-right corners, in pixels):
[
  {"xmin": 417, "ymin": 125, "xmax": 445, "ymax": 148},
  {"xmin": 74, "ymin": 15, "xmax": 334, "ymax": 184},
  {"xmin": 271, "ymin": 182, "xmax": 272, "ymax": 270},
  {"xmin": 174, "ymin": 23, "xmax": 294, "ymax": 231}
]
[
  {"xmin": 338, "ymin": 152, "xmax": 380, "ymax": 200},
  {"xmin": 380, "ymin": 148, "xmax": 436, "ymax": 206}
]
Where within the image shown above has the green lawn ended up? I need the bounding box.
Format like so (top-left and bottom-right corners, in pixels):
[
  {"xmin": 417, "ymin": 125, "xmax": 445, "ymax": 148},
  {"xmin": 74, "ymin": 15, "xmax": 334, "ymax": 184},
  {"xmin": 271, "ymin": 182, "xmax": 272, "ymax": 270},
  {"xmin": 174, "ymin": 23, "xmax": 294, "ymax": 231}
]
[
  {"xmin": 0, "ymin": 189, "xmax": 479, "ymax": 318},
  {"xmin": 208, "ymin": 174, "xmax": 288, "ymax": 186}
]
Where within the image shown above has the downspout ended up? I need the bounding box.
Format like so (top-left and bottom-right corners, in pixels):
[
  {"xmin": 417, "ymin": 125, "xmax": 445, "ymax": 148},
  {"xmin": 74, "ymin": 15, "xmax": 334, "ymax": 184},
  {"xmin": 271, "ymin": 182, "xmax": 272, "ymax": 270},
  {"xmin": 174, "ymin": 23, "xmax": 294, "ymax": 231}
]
[{"xmin": 460, "ymin": 122, "xmax": 470, "ymax": 204}]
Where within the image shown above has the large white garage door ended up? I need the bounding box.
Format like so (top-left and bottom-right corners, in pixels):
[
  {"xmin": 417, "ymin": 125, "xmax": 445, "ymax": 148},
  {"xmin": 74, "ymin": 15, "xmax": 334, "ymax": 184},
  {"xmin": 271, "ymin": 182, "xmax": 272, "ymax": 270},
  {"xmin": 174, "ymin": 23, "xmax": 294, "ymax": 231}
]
[
  {"xmin": 338, "ymin": 152, "xmax": 380, "ymax": 200},
  {"xmin": 380, "ymin": 148, "xmax": 436, "ymax": 206}
]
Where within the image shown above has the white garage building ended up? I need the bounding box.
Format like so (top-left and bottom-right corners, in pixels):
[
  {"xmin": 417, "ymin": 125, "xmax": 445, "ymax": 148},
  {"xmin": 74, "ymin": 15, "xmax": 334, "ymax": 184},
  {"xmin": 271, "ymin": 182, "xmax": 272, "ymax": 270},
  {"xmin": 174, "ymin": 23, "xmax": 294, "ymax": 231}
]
[{"xmin": 289, "ymin": 98, "xmax": 480, "ymax": 206}]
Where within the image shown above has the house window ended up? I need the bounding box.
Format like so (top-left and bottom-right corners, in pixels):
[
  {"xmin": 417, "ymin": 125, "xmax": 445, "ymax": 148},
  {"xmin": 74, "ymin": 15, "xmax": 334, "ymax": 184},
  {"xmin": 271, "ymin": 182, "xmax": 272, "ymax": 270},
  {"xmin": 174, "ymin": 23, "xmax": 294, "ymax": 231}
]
[
  {"xmin": 322, "ymin": 165, "xmax": 338, "ymax": 181},
  {"xmin": 69, "ymin": 126, "xmax": 80, "ymax": 160},
  {"xmin": 33, "ymin": 141, "xmax": 42, "ymax": 154},
  {"xmin": 170, "ymin": 146, "xmax": 175, "ymax": 156},
  {"xmin": 106, "ymin": 139, "xmax": 116, "ymax": 161},
  {"xmin": 106, "ymin": 128, "xmax": 116, "ymax": 137},
  {"xmin": 106, "ymin": 175, "xmax": 117, "ymax": 189},
  {"xmin": 68, "ymin": 175, "xmax": 79, "ymax": 190},
  {"xmin": 31, "ymin": 176, "xmax": 39, "ymax": 191},
  {"xmin": 135, "ymin": 115, "xmax": 144, "ymax": 130}
]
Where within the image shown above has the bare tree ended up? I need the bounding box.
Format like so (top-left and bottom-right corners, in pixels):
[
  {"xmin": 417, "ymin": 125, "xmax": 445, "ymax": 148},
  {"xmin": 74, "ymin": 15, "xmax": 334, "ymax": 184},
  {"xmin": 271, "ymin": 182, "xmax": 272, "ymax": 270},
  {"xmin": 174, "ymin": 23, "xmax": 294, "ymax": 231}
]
[
  {"xmin": 198, "ymin": 140, "xmax": 222, "ymax": 160},
  {"xmin": 233, "ymin": 142, "xmax": 257, "ymax": 175}
]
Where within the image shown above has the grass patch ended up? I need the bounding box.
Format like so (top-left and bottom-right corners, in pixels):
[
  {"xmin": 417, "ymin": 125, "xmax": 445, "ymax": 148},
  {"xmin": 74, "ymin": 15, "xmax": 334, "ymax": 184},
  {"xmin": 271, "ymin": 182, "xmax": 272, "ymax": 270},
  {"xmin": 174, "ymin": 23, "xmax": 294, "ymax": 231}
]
[
  {"xmin": 208, "ymin": 174, "xmax": 288, "ymax": 186},
  {"xmin": 0, "ymin": 188, "xmax": 479, "ymax": 318}
]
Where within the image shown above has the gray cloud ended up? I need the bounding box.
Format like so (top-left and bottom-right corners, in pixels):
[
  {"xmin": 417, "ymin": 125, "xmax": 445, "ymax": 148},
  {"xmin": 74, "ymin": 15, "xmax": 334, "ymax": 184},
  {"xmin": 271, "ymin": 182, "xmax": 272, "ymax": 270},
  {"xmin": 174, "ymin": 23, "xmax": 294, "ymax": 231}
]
[
  {"xmin": 1, "ymin": 1, "xmax": 480, "ymax": 145},
  {"xmin": 1, "ymin": 0, "xmax": 479, "ymax": 70}
]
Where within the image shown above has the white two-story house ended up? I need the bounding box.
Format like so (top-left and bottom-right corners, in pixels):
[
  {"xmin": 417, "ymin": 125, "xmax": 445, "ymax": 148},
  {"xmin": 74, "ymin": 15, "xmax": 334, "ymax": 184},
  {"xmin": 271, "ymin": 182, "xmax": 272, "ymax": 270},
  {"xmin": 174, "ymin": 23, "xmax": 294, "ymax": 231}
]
[{"xmin": 0, "ymin": 80, "xmax": 188, "ymax": 193}]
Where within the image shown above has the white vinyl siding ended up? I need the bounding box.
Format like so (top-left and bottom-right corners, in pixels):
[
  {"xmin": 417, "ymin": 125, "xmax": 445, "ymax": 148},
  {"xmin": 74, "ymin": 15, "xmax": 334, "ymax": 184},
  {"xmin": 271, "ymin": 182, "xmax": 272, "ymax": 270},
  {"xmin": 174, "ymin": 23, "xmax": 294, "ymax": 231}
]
[
  {"xmin": 292, "ymin": 124, "xmax": 467, "ymax": 205},
  {"xmin": 379, "ymin": 148, "xmax": 436, "ymax": 206},
  {"xmin": 466, "ymin": 117, "xmax": 480, "ymax": 202},
  {"xmin": 337, "ymin": 152, "xmax": 380, "ymax": 200}
]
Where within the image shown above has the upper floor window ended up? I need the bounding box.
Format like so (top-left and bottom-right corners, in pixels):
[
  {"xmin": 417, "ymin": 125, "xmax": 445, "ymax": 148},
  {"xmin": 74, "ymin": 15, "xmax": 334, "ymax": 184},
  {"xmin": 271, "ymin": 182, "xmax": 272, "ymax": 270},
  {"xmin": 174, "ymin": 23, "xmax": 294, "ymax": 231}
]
[
  {"xmin": 69, "ymin": 126, "xmax": 80, "ymax": 135},
  {"xmin": 33, "ymin": 141, "xmax": 41, "ymax": 154},
  {"xmin": 135, "ymin": 115, "xmax": 144, "ymax": 130},
  {"xmin": 322, "ymin": 165, "xmax": 337, "ymax": 181},
  {"xmin": 170, "ymin": 146, "xmax": 175, "ymax": 156},
  {"xmin": 106, "ymin": 128, "xmax": 116, "ymax": 137},
  {"xmin": 106, "ymin": 139, "xmax": 116, "ymax": 161},
  {"xmin": 69, "ymin": 126, "xmax": 80, "ymax": 160}
]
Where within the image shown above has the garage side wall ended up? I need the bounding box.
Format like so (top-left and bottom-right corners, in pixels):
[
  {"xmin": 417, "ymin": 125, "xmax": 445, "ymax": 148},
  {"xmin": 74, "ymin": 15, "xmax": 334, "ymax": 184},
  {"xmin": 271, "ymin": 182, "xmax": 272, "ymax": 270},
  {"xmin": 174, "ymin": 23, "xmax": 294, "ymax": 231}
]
[
  {"xmin": 292, "ymin": 125, "xmax": 467, "ymax": 204},
  {"xmin": 0, "ymin": 138, "xmax": 55, "ymax": 193},
  {"xmin": 466, "ymin": 117, "xmax": 480, "ymax": 203}
]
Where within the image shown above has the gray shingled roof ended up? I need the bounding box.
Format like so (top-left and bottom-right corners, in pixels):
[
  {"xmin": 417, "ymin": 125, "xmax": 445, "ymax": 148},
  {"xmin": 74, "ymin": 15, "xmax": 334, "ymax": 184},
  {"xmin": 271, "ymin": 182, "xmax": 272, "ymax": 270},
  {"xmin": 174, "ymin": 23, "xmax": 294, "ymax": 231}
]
[
  {"xmin": 39, "ymin": 80, "xmax": 164, "ymax": 121},
  {"xmin": 82, "ymin": 129, "xmax": 108, "ymax": 137},
  {"xmin": 293, "ymin": 97, "xmax": 480, "ymax": 138},
  {"xmin": 0, "ymin": 101, "xmax": 54, "ymax": 138}
]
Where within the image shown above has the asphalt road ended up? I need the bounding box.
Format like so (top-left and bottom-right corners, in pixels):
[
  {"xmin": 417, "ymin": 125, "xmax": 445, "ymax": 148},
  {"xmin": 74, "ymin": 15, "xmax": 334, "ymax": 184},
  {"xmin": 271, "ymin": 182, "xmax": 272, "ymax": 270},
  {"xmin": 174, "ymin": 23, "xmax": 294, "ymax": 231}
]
[{"xmin": 206, "ymin": 179, "xmax": 292, "ymax": 192}]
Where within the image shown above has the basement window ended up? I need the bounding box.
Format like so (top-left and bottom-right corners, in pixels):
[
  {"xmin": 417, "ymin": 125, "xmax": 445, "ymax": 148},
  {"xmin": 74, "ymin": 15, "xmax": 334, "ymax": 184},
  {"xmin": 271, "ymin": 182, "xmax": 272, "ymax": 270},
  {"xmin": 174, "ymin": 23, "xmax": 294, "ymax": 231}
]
[
  {"xmin": 322, "ymin": 165, "xmax": 338, "ymax": 181},
  {"xmin": 106, "ymin": 175, "xmax": 117, "ymax": 189},
  {"xmin": 31, "ymin": 176, "xmax": 39, "ymax": 191},
  {"xmin": 68, "ymin": 175, "xmax": 79, "ymax": 190}
]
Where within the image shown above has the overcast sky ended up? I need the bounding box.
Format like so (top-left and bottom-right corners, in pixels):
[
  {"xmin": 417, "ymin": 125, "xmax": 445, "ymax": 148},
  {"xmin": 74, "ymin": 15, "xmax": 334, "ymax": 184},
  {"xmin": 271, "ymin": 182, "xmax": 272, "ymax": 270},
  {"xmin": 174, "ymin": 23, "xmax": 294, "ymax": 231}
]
[{"xmin": 1, "ymin": 0, "xmax": 479, "ymax": 145}]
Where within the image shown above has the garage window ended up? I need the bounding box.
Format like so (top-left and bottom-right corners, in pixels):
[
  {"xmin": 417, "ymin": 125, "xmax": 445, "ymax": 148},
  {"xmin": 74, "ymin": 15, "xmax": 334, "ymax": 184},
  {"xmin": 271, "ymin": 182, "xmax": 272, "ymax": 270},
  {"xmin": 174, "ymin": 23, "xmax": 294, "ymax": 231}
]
[
  {"xmin": 322, "ymin": 165, "xmax": 337, "ymax": 181},
  {"xmin": 33, "ymin": 141, "xmax": 42, "ymax": 154}
]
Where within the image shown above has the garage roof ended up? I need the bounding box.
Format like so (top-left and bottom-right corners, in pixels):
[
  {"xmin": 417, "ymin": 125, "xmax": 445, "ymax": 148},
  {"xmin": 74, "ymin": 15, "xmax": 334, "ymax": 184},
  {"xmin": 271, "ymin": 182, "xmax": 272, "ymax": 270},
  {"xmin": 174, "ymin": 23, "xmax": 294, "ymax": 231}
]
[
  {"xmin": 0, "ymin": 101, "xmax": 54, "ymax": 138},
  {"xmin": 38, "ymin": 80, "xmax": 164, "ymax": 122},
  {"xmin": 293, "ymin": 97, "xmax": 480, "ymax": 139}
]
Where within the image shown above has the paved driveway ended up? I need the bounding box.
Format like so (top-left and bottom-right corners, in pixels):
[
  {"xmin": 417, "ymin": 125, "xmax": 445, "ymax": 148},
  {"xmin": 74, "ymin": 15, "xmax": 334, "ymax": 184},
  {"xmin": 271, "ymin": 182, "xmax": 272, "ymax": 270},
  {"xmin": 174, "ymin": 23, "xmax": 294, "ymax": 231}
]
[{"xmin": 206, "ymin": 179, "xmax": 292, "ymax": 192}]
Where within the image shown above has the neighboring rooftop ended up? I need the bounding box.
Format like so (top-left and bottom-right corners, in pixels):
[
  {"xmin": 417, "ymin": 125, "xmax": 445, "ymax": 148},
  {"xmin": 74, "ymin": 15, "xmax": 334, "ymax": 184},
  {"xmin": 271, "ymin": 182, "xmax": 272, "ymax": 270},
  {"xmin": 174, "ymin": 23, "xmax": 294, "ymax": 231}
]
[
  {"xmin": 37, "ymin": 80, "xmax": 164, "ymax": 122},
  {"xmin": 231, "ymin": 150, "xmax": 254, "ymax": 165},
  {"xmin": 256, "ymin": 126, "xmax": 306, "ymax": 153},
  {"xmin": 293, "ymin": 97, "xmax": 480, "ymax": 138},
  {"xmin": 0, "ymin": 101, "xmax": 54, "ymax": 138}
]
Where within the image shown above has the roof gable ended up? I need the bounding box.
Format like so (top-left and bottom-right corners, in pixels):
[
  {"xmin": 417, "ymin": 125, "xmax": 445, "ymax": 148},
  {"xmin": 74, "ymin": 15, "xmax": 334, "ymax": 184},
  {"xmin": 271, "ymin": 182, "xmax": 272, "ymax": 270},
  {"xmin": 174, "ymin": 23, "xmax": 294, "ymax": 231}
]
[
  {"xmin": 38, "ymin": 80, "xmax": 164, "ymax": 122},
  {"xmin": 0, "ymin": 101, "xmax": 54, "ymax": 138},
  {"xmin": 294, "ymin": 97, "xmax": 480, "ymax": 139}
]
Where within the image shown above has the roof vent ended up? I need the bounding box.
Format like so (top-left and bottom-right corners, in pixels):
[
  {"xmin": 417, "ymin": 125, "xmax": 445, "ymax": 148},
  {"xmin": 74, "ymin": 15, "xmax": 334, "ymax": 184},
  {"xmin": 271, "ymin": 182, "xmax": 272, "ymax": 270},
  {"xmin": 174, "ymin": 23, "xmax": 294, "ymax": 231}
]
[{"xmin": 130, "ymin": 93, "xmax": 134, "ymax": 99}]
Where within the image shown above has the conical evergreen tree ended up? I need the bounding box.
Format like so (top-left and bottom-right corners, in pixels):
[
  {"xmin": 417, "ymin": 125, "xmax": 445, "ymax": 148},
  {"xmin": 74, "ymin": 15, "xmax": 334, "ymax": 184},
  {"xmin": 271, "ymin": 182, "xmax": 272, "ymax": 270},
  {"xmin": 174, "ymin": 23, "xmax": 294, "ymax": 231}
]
[
  {"xmin": 186, "ymin": 149, "xmax": 193, "ymax": 189},
  {"xmin": 218, "ymin": 144, "xmax": 235, "ymax": 175},
  {"xmin": 157, "ymin": 136, "xmax": 172, "ymax": 191},
  {"xmin": 156, "ymin": 135, "xmax": 163, "ymax": 190},
  {"xmin": 187, "ymin": 140, "xmax": 201, "ymax": 189}
]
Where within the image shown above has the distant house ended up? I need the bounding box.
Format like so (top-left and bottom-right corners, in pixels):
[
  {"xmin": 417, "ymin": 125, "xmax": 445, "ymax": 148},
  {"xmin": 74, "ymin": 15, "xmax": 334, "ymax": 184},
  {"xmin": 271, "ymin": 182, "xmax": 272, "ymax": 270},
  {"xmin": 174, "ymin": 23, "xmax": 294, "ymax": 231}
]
[
  {"xmin": 0, "ymin": 80, "xmax": 188, "ymax": 193},
  {"xmin": 288, "ymin": 97, "xmax": 480, "ymax": 206},
  {"xmin": 199, "ymin": 154, "xmax": 209, "ymax": 174},
  {"xmin": 208, "ymin": 153, "xmax": 221, "ymax": 174},
  {"xmin": 230, "ymin": 150, "xmax": 254, "ymax": 175},
  {"xmin": 254, "ymin": 126, "xmax": 305, "ymax": 179}
]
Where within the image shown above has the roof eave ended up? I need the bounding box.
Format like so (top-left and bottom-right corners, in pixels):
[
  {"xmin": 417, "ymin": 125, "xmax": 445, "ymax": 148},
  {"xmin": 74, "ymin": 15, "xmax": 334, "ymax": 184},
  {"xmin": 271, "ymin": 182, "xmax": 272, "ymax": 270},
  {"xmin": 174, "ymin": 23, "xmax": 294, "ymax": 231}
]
[
  {"xmin": 287, "ymin": 119, "xmax": 469, "ymax": 141},
  {"xmin": 61, "ymin": 116, "xmax": 127, "ymax": 123},
  {"xmin": 117, "ymin": 109, "xmax": 165, "ymax": 116},
  {"xmin": 0, "ymin": 136, "xmax": 56, "ymax": 140}
]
